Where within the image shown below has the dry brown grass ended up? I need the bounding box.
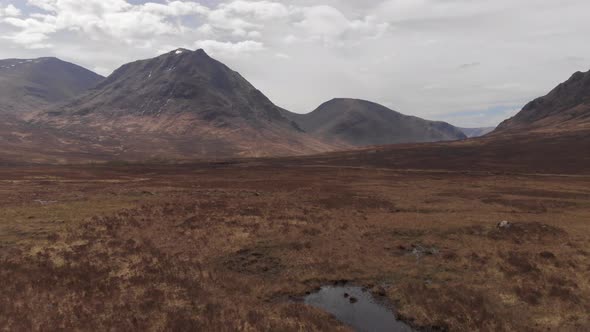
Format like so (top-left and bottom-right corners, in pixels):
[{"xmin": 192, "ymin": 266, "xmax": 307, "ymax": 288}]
[{"xmin": 0, "ymin": 163, "xmax": 589, "ymax": 331}]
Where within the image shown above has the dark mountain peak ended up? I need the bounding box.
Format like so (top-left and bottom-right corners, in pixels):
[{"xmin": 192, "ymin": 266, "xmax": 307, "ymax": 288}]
[
  {"xmin": 1, "ymin": 56, "xmax": 49, "ymax": 63},
  {"xmin": 0, "ymin": 56, "xmax": 85, "ymax": 69},
  {"xmin": 160, "ymin": 48, "xmax": 210, "ymax": 60},
  {"xmin": 319, "ymin": 98, "xmax": 398, "ymax": 113},
  {"xmin": 324, "ymin": 98, "xmax": 379, "ymax": 106},
  {"xmin": 158, "ymin": 48, "xmax": 211, "ymax": 61},
  {"xmin": 172, "ymin": 48, "xmax": 191, "ymax": 53},
  {"xmin": 495, "ymin": 68, "xmax": 590, "ymax": 133},
  {"xmin": 94, "ymin": 48, "xmax": 226, "ymax": 92},
  {"xmin": 194, "ymin": 48, "xmax": 209, "ymax": 56},
  {"xmin": 569, "ymin": 70, "xmax": 588, "ymax": 81},
  {"xmin": 56, "ymin": 49, "xmax": 298, "ymax": 129},
  {"xmin": 551, "ymin": 69, "xmax": 590, "ymax": 95},
  {"xmin": 128, "ymin": 48, "xmax": 225, "ymax": 80},
  {"xmin": 36, "ymin": 56, "xmax": 60, "ymax": 62},
  {"xmin": 327, "ymin": 97, "xmax": 362, "ymax": 102},
  {"xmin": 313, "ymin": 99, "xmax": 407, "ymax": 125},
  {"xmin": 162, "ymin": 48, "xmax": 207, "ymax": 55}
]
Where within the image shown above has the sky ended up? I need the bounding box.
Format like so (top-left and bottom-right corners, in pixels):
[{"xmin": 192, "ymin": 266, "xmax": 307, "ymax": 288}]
[{"xmin": 0, "ymin": 0, "xmax": 589, "ymax": 127}]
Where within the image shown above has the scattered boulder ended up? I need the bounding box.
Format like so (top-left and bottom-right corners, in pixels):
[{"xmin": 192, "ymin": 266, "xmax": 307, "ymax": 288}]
[
  {"xmin": 349, "ymin": 297, "xmax": 358, "ymax": 304},
  {"xmin": 497, "ymin": 220, "xmax": 511, "ymax": 229}
]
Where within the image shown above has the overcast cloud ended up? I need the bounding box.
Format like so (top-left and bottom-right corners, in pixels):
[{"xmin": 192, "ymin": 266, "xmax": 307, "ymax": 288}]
[{"xmin": 0, "ymin": 0, "xmax": 588, "ymax": 127}]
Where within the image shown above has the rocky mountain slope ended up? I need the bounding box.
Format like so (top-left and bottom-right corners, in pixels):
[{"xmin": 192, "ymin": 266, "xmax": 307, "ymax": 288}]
[
  {"xmin": 0, "ymin": 57, "xmax": 103, "ymax": 114},
  {"xmin": 282, "ymin": 98, "xmax": 466, "ymax": 146},
  {"xmin": 495, "ymin": 69, "xmax": 590, "ymax": 133},
  {"xmin": 34, "ymin": 49, "xmax": 337, "ymax": 160}
]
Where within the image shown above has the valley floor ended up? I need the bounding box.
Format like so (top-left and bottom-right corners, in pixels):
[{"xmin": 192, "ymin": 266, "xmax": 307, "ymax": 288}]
[{"xmin": 0, "ymin": 161, "xmax": 589, "ymax": 331}]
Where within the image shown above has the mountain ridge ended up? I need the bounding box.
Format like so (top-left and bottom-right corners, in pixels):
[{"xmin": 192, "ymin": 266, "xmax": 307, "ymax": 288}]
[
  {"xmin": 0, "ymin": 57, "xmax": 104, "ymax": 114},
  {"xmin": 282, "ymin": 98, "xmax": 467, "ymax": 146},
  {"xmin": 495, "ymin": 69, "xmax": 590, "ymax": 133}
]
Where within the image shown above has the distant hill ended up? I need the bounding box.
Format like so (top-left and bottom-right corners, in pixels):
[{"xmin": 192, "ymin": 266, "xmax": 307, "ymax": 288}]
[
  {"xmin": 282, "ymin": 98, "xmax": 466, "ymax": 146},
  {"xmin": 0, "ymin": 57, "xmax": 103, "ymax": 113},
  {"xmin": 459, "ymin": 127, "xmax": 495, "ymax": 138},
  {"xmin": 34, "ymin": 49, "xmax": 336, "ymax": 160},
  {"xmin": 495, "ymin": 69, "xmax": 590, "ymax": 133}
]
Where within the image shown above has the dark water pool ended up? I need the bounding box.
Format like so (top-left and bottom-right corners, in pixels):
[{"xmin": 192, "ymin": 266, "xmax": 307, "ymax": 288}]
[{"xmin": 304, "ymin": 286, "xmax": 415, "ymax": 332}]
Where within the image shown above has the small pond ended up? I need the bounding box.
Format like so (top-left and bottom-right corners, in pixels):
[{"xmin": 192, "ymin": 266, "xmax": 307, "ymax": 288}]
[{"xmin": 304, "ymin": 286, "xmax": 415, "ymax": 332}]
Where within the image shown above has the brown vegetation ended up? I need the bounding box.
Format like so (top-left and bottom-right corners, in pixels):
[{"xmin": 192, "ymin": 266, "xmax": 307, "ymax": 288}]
[{"xmin": 1, "ymin": 159, "xmax": 589, "ymax": 331}]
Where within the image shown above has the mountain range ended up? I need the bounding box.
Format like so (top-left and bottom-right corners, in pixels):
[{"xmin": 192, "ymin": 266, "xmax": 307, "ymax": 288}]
[
  {"xmin": 0, "ymin": 48, "xmax": 469, "ymax": 162},
  {"xmin": 0, "ymin": 48, "xmax": 588, "ymax": 163}
]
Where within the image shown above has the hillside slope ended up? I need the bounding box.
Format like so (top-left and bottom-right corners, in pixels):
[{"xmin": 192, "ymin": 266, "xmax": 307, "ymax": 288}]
[
  {"xmin": 283, "ymin": 98, "xmax": 466, "ymax": 146},
  {"xmin": 495, "ymin": 69, "xmax": 590, "ymax": 133},
  {"xmin": 0, "ymin": 57, "xmax": 103, "ymax": 114}
]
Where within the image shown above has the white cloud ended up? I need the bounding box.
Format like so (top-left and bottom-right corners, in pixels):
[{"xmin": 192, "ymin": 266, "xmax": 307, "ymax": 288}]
[
  {"xmin": 292, "ymin": 5, "xmax": 389, "ymax": 46},
  {"xmin": 296, "ymin": 6, "xmax": 351, "ymax": 38},
  {"xmin": 275, "ymin": 53, "xmax": 290, "ymax": 59},
  {"xmin": 6, "ymin": 0, "xmax": 210, "ymax": 47},
  {"xmin": 28, "ymin": 0, "xmax": 132, "ymax": 14},
  {"xmin": 206, "ymin": 4, "xmax": 262, "ymax": 37},
  {"xmin": 217, "ymin": 1, "xmax": 291, "ymax": 20},
  {"xmin": 247, "ymin": 30, "xmax": 262, "ymax": 38},
  {"xmin": 0, "ymin": 4, "xmax": 20, "ymax": 16},
  {"xmin": 0, "ymin": 0, "xmax": 589, "ymax": 127},
  {"xmin": 26, "ymin": 0, "xmax": 58, "ymax": 12},
  {"xmin": 2, "ymin": 16, "xmax": 57, "ymax": 48},
  {"xmin": 196, "ymin": 23, "xmax": 214, "ymax": 36},
  {"xmin": 194, "ymin": 39, "xmax": 265, "ymax": 57},
  {"xmin": 140, "ymin": 1, "xmax": 209, "ymax": 16}
]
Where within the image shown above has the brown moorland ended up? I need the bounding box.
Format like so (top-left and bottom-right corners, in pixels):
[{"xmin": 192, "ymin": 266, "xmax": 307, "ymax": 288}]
[{"xmin": 1, "ymin": 137, "xmax": 589, "ymax": 331}]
